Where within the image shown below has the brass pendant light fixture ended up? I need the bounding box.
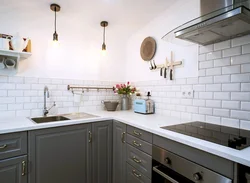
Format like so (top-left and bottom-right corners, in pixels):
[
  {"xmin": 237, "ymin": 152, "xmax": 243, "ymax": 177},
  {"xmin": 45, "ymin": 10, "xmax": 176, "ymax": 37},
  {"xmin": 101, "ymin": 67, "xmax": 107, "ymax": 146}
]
[
  {"xmin": 100, "ymin": 21, "xmax": 108, "ymax": 52},
  {"xmin": 50, "ymin": 4, "xmax": 61, "ymax": 42}
]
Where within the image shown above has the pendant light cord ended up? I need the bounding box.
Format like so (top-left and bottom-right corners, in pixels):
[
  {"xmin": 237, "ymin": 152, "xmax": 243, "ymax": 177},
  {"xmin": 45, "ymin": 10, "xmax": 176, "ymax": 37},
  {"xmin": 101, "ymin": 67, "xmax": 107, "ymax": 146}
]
[
  {"xmin": 103, "ymin": 26, "xmax": 106, "ymax": 44},
  {"xmin": 54, "ymin": 7, "xmax": 57, "ymax": 33}
]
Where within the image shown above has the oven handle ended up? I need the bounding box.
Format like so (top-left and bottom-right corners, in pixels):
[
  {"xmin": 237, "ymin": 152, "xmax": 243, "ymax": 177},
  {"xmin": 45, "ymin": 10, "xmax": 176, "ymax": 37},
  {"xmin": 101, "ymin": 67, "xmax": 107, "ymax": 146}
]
[{"xmin": 153, "ymin": 166, "xmax": 179, "ymax": 183}]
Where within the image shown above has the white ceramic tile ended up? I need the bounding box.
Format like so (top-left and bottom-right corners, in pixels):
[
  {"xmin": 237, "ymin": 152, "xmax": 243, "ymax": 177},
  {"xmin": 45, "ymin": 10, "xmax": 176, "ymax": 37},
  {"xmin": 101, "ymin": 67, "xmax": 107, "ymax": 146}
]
[
  {"xmin": 232, "ymin": 35, "xmax": 250, "ymax": 47},
  {"xmin": 205, "ymin": 84, "xmax": 221, "ymax": 92},
  {"xmin": 199, "ymin": 92, "xmax": 213, "ymax": 99},
  {"xmin": 206, "ymin": 51, "xmax": 222, "ymax": 60},
  {"xmin": 213, "ymin": 108, "xmax": 230, "ymax": 117},
  {"xmin": 193, "ymin": 99, "xmax": 206, "ymax": 107},
  {"xmin": 231, "ymin": 92, "xmax": 250, "ymax": 101},
  {"xmin": 222, "ymin": 65, "xmax": 241, "ymax": 74},
  {"xmin": 241, "ymin": 102, "xmax": 250, "ymax": 111},
  {"xmin": 187, "ymin": 78, "xmax": 198, "ymax": 84},
  {"xmin": 8, "ymin": 104, "xmax": 23, "ymax": 110},
  {"xmin": 222, "ymin": 101, "xmax": 240, "ymax": 110},
  {"xmin": 222, "ymin": 47, "xmax": 241, "ymax": 57},
  {"xmin": 8, "ymin": 77, "xmax": 23, "ymax": 83},
  {"xmin": 16, "ymin": 84, "xmax": 31, "ymax": 90},
  {"xmin": 231, "ymin": 73, "xmax": 250, "ymax": 82},
  {"xmin": 199, "ymin": 61, "xmax": 214, "ymax": 69},
  {"xmin": 241, "ymin": 83, "xmax": 250, "ymax": 91},
  {"xmin": 240, "ymin": 120, "xmax": 250, "ymax": 130},
  {"xmin": 221, "ymin": 118, "xmax": 240, "ymax": 128},
  {"xmin": 205, "ymin": 115, "xmax": 221, "ymax": 125},
  {"xmin": 214, "ymin": 75, "xmax": 231, "ymax": 83},
  {"xmin": 214, "ymin": 40, "xmax": 231, "ymax": 51},
  {"xmin": 231, "ymin": 110, "xmax": 250, "ymax": 120},
  {"xmin": 214, "ymin": 58, "xmax": 231, "ymax": 67},
  {"xmin": 199, "ymin": 45, "xmax": 214, "ymax": 54},
  {"xmin": 8, "ymin": 90, "xmax": 23, "ymax": 97},
  {"xmin": 241, "ymin": 64, "xmax": 250, "ymax": 73},
  {"xmin": 231, "ymin": 54, "xmax": 250, "ymax": 65},
  {"xmin": 242, "ymin": 43, "xmax": 250, "ymax": 54},
  {"xmin": 193, "ymin": 85, "xmax": 206, "ymax": 91},
  {"xmin": 206, "ymin": 67, "xmax": 221, "ymax": 76},
  {"xmin": 213, "ymin": 92, "xmax": 231, "ymax": 100},
  {"xmin": 222, "ymin": 83, "xmax": 240, "ymax": 91},
  {"xmin": 199, "ymin": 76, "xmax": 213, "ymax": 84},
  {"xmin": 199, "ymin": 107, "xmax": 213, "ymax": 115},
  {"xmin": 206, "ymin": 100, "xmax": 221, "ymax": 108}
]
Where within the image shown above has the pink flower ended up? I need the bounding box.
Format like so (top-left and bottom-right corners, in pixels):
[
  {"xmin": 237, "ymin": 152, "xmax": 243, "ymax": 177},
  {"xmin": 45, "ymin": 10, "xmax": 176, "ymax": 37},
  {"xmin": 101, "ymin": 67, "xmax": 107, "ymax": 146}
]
[
  {"xmin": 127, "ymin": 81, "xmax": 130, "ymax": 85},
  {"xmin": 116, "ymin": 84, "xmax": 120, "ymax": 89}
]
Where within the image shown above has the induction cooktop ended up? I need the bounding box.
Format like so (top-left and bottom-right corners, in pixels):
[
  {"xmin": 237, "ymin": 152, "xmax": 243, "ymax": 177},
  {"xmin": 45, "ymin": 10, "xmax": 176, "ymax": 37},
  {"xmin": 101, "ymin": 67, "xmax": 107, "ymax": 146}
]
[{"xmin": 161, "ymin": 121, "xmax": 250, "ymax": 150}]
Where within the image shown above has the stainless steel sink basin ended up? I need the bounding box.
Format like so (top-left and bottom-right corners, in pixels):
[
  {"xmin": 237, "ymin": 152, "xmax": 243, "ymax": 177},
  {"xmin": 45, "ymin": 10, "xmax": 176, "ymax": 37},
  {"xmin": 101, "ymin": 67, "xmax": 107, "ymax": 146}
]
[{"xmin": 31, "ymin": 116, "xmax": 70, "ymax": 124}]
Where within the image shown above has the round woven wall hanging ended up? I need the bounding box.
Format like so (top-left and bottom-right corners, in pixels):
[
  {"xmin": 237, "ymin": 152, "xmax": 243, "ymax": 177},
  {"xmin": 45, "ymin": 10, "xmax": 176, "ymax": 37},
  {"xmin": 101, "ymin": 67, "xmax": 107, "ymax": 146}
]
[{"xmin": 140, "ymin": 37, "xmax": 156, "ymax": 61}]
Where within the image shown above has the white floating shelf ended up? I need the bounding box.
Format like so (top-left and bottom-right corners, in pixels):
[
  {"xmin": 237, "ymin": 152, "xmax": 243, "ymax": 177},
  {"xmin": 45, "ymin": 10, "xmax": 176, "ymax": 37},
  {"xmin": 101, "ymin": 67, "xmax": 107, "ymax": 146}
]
[
  {"xmin": 0, "ymin": 49, "xmax": 32, "ymax": 60},
  {"xmin": 0, "ymin": 49, "xmax": 32, "ymax": 76}
]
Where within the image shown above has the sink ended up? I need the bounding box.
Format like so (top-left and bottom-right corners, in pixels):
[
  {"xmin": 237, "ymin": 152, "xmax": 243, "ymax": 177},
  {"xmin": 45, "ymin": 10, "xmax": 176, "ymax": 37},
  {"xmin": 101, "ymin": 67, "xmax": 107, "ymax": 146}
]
[{"xmin": 31, "ymin": 116, "xmax": 70, "ymax": 124}]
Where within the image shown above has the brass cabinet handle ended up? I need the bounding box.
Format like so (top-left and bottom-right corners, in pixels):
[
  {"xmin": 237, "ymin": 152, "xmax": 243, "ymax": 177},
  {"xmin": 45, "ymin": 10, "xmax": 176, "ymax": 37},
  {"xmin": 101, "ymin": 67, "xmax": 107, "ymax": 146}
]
[
  {"xmin": 132, "ymin": 170, "xmax": 141, "ymax": 178},
  {"xmin": 0, "ymin": 144, "xmax": 7, "ymax": 149},
  {"xmin": 133, "ymin": 130, "xmax": 142, "ymax": 136},
  {"xmin": 121, "ymin": 132, "xmax": 126, "ymax": 143},
  {"xmin": 22, "ymin": 161, "xmax": 26, "ymax": 176},
  {"xmin": 132, "ymin": 156, "xmax": 142, "ymax": 163},
  {"xmin": 133, "ymin": 141, "xmax": 141, "ymax": 147},
  {"xmin": 88, "ymin": 131, "xmax": 92, "ymax": 143}
]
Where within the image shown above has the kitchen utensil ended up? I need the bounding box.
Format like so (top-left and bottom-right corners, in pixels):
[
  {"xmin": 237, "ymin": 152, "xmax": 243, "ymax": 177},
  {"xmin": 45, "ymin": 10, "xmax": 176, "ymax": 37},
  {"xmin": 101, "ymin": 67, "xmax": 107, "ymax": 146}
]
[
  {"xmin": 170, "ymin": 69, "xmax": 173, "ymax": 80},
  {"xmin": 0, "ymin": 38, "xmax": 10, "ymax": 50},
  {"xmin": 10, "ymin": 33, "xmax": 29, "ymax": 52},
  {"xmin": 152, "ymin": 60, "xmax": 157, "ymax": 69},
  {"xmin": 160, "ymin": 68, "xmax": 163, "ymax": 76},
  {"xmin": 164, "ymin": 68, "xmax": 167, "ymax": 78},
  {"xmin": 149, "ymin": 60, "xmax": 154, "ymax": 70},
  {"xmin": 102, "ymin": 101, "xmax": 119, "ymax": 111},
  {"xmin": 140, "ymin": 37, "xmax": 156, "ymax": 61},
  {"xmin": 0, "ymin": 57, "xmax": 5, "ymax": 70},
  {"xmin": 4, "ymin": 58, "xmax": 16, "ymax": 69}
]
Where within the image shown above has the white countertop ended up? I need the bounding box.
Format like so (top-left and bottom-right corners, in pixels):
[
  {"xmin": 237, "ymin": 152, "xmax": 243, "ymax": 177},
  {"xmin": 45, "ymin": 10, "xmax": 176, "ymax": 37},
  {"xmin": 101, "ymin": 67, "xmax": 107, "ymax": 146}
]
[{"xmin": 0, "ymin": 110, "xmax": 250, "ymax": 167}]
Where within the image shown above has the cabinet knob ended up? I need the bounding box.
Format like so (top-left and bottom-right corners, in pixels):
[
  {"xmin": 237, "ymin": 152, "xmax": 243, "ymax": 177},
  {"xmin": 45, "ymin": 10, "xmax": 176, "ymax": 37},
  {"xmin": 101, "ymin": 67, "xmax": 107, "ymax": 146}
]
[
  {"xmin": 165, "ymin": 157, "xmax": 171, "ymax": 165},
  {"xmin": 193, "ymin": 172, "xmax": 202, "ymax": 181}
]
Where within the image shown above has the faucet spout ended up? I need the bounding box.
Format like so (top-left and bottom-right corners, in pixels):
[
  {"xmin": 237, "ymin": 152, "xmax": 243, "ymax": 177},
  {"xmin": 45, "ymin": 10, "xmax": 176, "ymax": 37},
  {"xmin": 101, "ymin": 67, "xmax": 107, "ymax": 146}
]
[{"xmin": 44, "ymin": 86, "xmax": 49, "ymax": 116}]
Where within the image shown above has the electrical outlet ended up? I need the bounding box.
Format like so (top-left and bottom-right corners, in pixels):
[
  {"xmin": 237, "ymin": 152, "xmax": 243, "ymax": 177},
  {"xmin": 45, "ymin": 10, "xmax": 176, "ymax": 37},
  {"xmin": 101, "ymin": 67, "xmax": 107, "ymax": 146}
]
[
  {"xmin": 181, "ymin": 91, "xmax": 186, "ymax": 98},
  {"xmin": 186, "ymin": 90, "xmax": 194, "ymax": 98}
]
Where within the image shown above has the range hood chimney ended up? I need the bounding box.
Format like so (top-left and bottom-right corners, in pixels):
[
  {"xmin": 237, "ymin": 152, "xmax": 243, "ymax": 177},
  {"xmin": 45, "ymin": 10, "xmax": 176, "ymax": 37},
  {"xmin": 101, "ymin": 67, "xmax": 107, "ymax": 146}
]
[{"xmin": 174, "ymin": 0, "xmax": 250, "ymax": 45}]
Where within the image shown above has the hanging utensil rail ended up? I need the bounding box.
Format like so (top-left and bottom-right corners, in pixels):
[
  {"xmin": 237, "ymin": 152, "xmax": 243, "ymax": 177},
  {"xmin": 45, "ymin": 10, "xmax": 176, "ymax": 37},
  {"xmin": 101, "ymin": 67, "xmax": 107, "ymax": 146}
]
[{"xmin": 67, "ymin": 85, "xmax": 115, "ymax": 92}]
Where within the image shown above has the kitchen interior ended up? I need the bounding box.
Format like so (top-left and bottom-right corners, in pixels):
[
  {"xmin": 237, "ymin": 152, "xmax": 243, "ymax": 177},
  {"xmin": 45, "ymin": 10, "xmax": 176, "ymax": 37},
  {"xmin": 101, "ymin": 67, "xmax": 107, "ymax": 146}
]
[{"xmin": 0, "ymin": 0, "xmax": 250, "ymax": 183}]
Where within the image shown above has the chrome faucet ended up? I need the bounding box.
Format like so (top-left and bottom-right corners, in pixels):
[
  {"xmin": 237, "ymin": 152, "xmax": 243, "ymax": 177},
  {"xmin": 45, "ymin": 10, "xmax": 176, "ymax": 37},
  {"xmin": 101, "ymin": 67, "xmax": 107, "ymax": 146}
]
[{"xmin": 43, "ymin": 86, "xmax": 56, "ymax": 116}]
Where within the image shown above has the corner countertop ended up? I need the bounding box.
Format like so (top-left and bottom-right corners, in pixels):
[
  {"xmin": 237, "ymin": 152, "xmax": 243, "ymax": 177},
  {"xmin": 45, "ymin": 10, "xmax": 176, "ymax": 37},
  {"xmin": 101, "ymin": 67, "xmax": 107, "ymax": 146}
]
[{"xmin": 0, "ymin": 110, "xmax": 250, "ymax": 167}]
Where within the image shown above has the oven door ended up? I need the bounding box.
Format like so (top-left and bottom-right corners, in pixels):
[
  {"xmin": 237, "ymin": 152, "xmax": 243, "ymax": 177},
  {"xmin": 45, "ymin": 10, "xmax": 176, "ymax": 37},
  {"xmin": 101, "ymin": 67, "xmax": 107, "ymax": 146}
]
[{"xmin": 152, "ymin": 160, "xmax": 194, "ymax": 183}]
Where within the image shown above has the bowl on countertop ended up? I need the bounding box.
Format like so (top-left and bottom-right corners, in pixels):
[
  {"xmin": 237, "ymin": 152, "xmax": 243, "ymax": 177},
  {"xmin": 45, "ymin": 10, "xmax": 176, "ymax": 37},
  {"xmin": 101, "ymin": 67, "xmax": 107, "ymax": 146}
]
[{"xmin": 102, "ymin": 101, "xmax": 119, "ymax": 111}]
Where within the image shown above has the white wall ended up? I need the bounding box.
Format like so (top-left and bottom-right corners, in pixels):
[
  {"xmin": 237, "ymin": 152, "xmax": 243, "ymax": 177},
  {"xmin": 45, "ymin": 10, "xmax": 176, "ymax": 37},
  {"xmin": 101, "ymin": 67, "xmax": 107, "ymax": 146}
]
[
  {"xmin": 126, "ymin": 0, "xmax": 200, "ymax": 82},
  {"xmin": 0, "ymin": 3, "xmax": 127, "ymax": 81}
]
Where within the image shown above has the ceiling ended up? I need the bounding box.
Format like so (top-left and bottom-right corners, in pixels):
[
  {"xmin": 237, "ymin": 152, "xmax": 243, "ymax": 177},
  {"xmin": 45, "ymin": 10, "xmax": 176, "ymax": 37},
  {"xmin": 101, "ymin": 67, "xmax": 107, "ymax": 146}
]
[{"xmin": 0, "ymin": 0, "xmax": 177, "ymax": 39}]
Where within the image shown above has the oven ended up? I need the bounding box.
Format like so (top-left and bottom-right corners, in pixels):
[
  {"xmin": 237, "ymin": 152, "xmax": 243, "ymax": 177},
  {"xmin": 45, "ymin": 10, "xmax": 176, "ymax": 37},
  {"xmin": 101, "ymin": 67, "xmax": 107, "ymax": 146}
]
[{"xmin": 152, "ymin": 145, "xmax": 232, "ymax": 183}]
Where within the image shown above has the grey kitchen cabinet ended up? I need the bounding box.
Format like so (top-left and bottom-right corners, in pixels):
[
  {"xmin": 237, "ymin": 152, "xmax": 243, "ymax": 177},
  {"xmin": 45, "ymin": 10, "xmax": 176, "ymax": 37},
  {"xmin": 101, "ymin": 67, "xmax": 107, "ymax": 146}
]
[
  {"xmin": 92, "ymin": 120, "xmax": 113, "ymax": 183},
  {"xmin": 28, "ymin": 123, "xmax": 92, "ymax": 183},
  {"xmin": 113, "ymin": 120, "xmax": 127, "ymax": 183},
  {"xmin": 0, "ymin": 155, "xmax": 27, "ymax": 183}
]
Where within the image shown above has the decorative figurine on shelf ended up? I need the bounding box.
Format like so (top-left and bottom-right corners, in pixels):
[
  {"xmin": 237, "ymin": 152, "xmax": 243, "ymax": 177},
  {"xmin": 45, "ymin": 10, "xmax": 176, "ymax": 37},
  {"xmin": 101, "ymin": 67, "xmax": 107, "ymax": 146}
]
[{"xmin": 113, "ymin": 82, "xmax": 137, "ymax": 110}]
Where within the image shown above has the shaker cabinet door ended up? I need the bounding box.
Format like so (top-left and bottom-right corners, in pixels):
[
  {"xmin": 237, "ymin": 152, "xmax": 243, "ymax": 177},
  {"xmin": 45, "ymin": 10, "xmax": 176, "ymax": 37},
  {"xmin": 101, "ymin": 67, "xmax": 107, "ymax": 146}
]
[
  {"xmin": 0, "ymin": 155, "xmax": 27, "ymax": 183},
  {"xmin": 113, "ymin": 120, "xmax": 127, "ymax": 183},
  {"xmin": 28, "ymin": 124, "xmax": 92, "ymax": 183},
  {"xmin": 92, "ymin": 121, "xmax": 113, "ymax": 183}
]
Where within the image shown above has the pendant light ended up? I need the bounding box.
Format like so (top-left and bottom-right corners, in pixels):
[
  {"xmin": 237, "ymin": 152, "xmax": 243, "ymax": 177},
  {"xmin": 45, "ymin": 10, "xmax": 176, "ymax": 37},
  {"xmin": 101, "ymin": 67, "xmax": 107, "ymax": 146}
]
[
  {"xmin": 100, "ymin": 21, "xmax": 108, "ymax": 53},
  {"xmin": 50, "ymin": 4, "xmax": 61, "ymax": 42}
]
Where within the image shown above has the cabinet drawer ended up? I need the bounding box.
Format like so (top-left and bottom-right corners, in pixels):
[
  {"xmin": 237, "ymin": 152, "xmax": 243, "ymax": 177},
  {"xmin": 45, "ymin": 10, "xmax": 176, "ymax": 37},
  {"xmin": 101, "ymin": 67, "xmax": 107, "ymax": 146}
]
[
  {"xmin": 0, "ymin": 132, "xmax": 27, "ymax": 160},
  {"xmin": 127, "ymin": 126, "xmax": 152, "ymax": 143},
  {"xmin": 127, "ymin": 163, "xmax": 151, "ymax": 183},
  {"xmin": 127, "ymin": 134, "xmax": 152, "ymax": 155},
  {"xmin": 126, "ymin": 144, "xmax": 152, "ymax": 178}
]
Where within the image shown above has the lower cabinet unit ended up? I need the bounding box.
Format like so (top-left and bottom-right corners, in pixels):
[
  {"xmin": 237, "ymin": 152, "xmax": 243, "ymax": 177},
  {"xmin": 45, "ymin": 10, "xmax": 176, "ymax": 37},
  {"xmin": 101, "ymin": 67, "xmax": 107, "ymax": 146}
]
[
  {"xmin": 28, "ymin": 123, "xmax": 92, "ymax": 183},
  {"xmin": 126, "ymin": 163, "xmax": 151, "ymax": 183},
  {"xmin": 0, "ymin": 155, "xmax": 28, "ymax": 183},
  {"xmin": 92, "ymin": 121, "xmax": 113, "ymax": 183},
  {"xmin": 112, "ymin": 120, "xmax": 127, "ymax": 183}
]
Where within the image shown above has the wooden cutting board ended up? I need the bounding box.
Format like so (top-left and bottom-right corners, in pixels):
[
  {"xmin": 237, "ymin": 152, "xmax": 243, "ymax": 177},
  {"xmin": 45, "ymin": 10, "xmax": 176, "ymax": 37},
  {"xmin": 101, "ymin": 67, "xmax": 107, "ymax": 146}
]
[{"xmin": 140, "ymin": 37, "xmax": 156, "ymax": 61}]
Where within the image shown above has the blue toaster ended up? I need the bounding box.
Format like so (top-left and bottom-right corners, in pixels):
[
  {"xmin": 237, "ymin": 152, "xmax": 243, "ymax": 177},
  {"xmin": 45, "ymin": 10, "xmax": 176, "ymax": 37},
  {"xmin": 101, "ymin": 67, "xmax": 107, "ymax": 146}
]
[{"xmin": 133, "ymin": 99, "xmax": 155, "ymax": 114}]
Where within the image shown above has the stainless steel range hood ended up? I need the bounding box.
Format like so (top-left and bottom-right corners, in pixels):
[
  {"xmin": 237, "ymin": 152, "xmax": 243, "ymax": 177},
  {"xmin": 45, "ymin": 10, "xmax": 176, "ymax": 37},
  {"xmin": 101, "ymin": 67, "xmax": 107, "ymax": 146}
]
[{"xmin": 174, "ymin": 0, "xmax": 250, "ymax": 45}]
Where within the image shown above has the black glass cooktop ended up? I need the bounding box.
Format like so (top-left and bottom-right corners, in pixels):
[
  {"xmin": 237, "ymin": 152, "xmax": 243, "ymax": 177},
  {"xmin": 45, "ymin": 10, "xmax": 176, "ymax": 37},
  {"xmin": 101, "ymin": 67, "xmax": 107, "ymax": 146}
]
[{"xmin": 161, "ymin": 121, "xmax": 250, "ymax": 150}]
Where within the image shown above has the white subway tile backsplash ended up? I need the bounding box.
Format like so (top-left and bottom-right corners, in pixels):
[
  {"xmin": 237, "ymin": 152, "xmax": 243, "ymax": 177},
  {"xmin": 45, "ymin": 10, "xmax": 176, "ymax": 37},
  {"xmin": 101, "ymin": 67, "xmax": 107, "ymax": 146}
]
[
  {"xmin": 240, "ymin": 120, "xmax": 250, "ymax": 130},
  {"xmin": 192, "ymin": 114, "xmax": 205, "ymax": 121},
  {"xmin": 16, "ymin": 84, "xmax": 31, "ymax": 90},
  {"xmin": 231, "ymin": 92, "xmax": 250, "ymax": 101},
  {"xmin": 206, "ymin": 67, "xmax": 221, "ymax": 76},
  {"xmin": 231, "ymin": 73, "xmax": 250, "ymax": 82},
  {"xmin": 193, "ymin": 99, "xmax": 206, "ymax": 107},
  {"xmin": 222, "ymin": 83, "xmax": 240, "ymax": 91},
  {"xmin": 198, "ymin": 69, "xmax": 206, "ymax": 76},
  {"xmin": 0, "ymin": 104, "xmax": 7, "ymax": 111},
  {"xmin": 232, "ymin": 35, "xmax": 250, "ymax": 47},
  {"xmin": 206, "ymin": 51, "xmax": 222, "ymax": 60},
  {"xmin": 206, "ymin": 115, "xmax": 221, "ymax": 124},
  {"xmin": 199, "ymin": 45, "xmax": 214, "ymax": 54},
  {"xmin": 205, "ymin": 84, "xmax": 221, "ymax": 91},
  {"xmin": 213, "ymin": 108, "xmax": 230, "ymax": 117},
  {"xmin": 199, "ymin": 107, "xmax": 213, "ymax": 115},
  {"xmin": 241, "ymin": 102, "xmax": 250, "ymax": 111},
  {"xmin": 0, "ymin": 83, "xmax": 15, "ymax": 90},
  {"xmin": 214, "ymin": 92, "xmax": 230, "ymax": 100},
  {"xmin": 198, "ymin": 54, "xmax": 206, "ymax": 61},
  {"xmin": 241, "ymin": 64, "xmax": 250, "ymax": 73},
  {"xmin": 187, "ymin": 78, "xmax": 198, "ymax": 84},
  {"xmin": 231, "ymin": 54, "xmax": 250, "ymax": 65},
  {"xmin": 8, "ymin": 77, "xmax": 23, "ymax": 83},
  {"xmin": 8, "ymin": 104, "xmax": 23, "ymax": 110},
  {"xmin": 214, "ymin": 40, "xmax": 230, "ymax": 51},
  {"xmin": 213, "ymin": 75, "xmax": 230, "ymax": 83},
  {"xmin": 187, "ymin": 106, "xmax": 199, "ymax": 113},
  {"xmin": 8, "ymin": 91, "xmax": 23, "ymax": 97},
  {"xmin": 0, "ymin": 111, "xmax": 15, "ymax": 117},
  {"xmin": 222, "ymin": 65, "xmax": 241, "ymax": 74},
  {"xmin": 0, "ymin": 90, "xmax": 7, "ymax": 96},
  {"xmin": 221, "ymin": 118, "xmax": 239, "ymax": 128},
  {"xmin": 214, "ymin": 58, "xmax": 231, "ymax": 67},
  {"xmin": 16, "ymin": 110, "xmax": 31, "ymax": 117},
  {"xmin": 222, "ymin": 47, "xmax": 241, "ymax": 57},
  {"xmin": 206, "ymin": 100, "xmax": 221, "ymax": 108},
  {"xmin": 242, "ymin": 44, "xmax": 250, "ymax": 54},
  {"xmin": 193, "ymin": 85, "xmax": 206, "ymax": 91},
  {"xmin": 242, "ymin": 83, "xmax": 250, "ymax": 91},
  {"xmin": 199, "ymin": 61, "xmax": 214, "ymax": 69},
  {"xmin": 222, "ymin": 101, "xmax": 240, "ymax": 110},
  {"xmin": 0, "ymin": 76, "xmax": 8, "ymax": 83},
  {"xmin": 199, "ymin": 76, "xmax": 213, "ymax": 84},
  {"xmin": 231, "ymin": 110, "xmax": 250, "ymax": 120},
  {"xmin": 199, "ymin": 92, "xmax": 213, "ymax": 99}
]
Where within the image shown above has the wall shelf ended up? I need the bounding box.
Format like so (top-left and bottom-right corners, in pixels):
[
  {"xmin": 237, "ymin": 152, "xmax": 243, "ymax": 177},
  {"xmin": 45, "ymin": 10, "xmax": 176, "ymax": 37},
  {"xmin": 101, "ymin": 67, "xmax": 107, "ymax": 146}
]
[{"xmin": 0, "ymin": 49, "xmax": 32, "ymax": 76}]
